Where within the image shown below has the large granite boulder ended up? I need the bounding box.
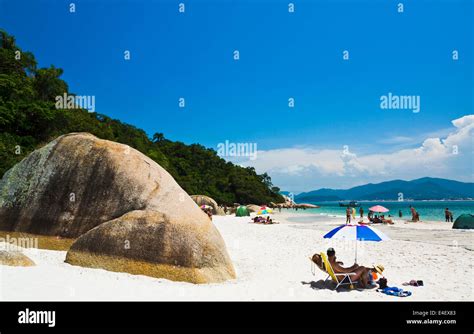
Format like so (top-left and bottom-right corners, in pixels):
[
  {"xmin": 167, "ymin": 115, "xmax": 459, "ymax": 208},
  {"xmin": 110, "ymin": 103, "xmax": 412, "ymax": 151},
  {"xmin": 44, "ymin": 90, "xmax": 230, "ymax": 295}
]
[
  {"xmin": 0, "ymin": 133, "xmax": 235, "ymax": 283},
  {"xmin": 65, "ymin": 210, "xmax": 235, "ymax": 283},
  {"xmin": 191, "ymin": 195, "xmax": 225, "ymax": 215}
]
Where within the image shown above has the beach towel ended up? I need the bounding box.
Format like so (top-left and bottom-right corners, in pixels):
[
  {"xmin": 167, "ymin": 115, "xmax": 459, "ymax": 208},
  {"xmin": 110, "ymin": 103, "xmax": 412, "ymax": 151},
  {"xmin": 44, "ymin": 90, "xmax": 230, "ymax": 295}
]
[{"xmin": 377, "ymin": 286, "xmax": 412, "ymax": 297}]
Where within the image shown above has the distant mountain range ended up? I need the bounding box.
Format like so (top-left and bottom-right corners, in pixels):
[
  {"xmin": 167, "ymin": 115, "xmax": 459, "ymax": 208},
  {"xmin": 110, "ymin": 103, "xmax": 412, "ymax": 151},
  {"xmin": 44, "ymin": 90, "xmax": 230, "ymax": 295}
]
[{"xmin": 294, "ymin": 177, "xmax": 474, "ymax": 202}]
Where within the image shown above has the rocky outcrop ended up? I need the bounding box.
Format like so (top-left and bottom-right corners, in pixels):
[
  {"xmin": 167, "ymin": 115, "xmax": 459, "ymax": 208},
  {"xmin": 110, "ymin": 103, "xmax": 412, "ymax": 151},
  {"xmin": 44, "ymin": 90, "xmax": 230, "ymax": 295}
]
[
  {"xmin": 0, "ymin": 133, "xmax": 235, "ymax": 283},
  {"xmin": 190, "ymin": 195, "xmax": 225, "ymax": 215},
  {"xmin": 246, "ymin": 204, "xmax": 261, "ymax": 213},
  {"xmin": 65, "ymin": 210, "xmax": 236, "ymax": 283},
  {"xmin": 296, "ymin": 203, "xmax": 320, "ymax": 209},
  {"xmin": 0, "ymin": 133, "xmax": 208, "ymax": 237},
  {"xmin": 0, "ymin": 250, "xmax": 35, "ymax": 267}
]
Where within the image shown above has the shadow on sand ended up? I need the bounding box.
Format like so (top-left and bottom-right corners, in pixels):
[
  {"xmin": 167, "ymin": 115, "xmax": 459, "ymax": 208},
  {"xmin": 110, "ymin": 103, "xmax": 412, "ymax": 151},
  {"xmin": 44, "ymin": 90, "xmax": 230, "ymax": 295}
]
[{"xmin": 301, "ymin": 280, "xmax": 365, "ymax": 292}]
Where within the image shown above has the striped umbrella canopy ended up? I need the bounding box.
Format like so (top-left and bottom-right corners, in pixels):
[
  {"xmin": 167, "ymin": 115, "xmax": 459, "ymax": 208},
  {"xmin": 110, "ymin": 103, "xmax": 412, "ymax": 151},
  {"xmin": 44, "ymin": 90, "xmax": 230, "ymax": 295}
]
[
  {"xmin": 257, "ymin": 207, "xmax": 273, "ymax": 215},
  {"xmin": 323, "ymin": 224, "xmax": 390, "ymax": 262},
  {"xmin": 369, "ymin": 205, "xmax": 389, "ymax": 213}
]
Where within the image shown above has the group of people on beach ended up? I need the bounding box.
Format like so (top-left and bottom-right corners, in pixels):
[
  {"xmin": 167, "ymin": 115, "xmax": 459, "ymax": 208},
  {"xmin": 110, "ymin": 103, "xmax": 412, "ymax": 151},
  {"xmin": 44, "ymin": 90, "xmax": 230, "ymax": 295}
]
[
  {"xmin": 368, "ymin": 212, "xmax": 394, "ymax": 224},
  {"xmin": 343, "ymin": 204, "xmax": 456, "ymax": 224},
  {"xmin": 340, "ymin": 204, "xmax": 455, "ymax": 226},
  {"xmin": 252, "ymin": 216, "xmax": 277, "ymax": 224},
  {"xmin": 344, "ymin": 207, "xmax": 393, "ymax": 225}
]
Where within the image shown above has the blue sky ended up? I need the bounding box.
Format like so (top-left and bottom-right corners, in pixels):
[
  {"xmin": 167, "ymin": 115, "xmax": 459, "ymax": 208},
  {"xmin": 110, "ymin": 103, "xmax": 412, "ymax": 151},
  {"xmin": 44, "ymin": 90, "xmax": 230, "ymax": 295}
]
[{"xmin": 1, "ymin": 0, "xmax": 473, "ymax": 191}]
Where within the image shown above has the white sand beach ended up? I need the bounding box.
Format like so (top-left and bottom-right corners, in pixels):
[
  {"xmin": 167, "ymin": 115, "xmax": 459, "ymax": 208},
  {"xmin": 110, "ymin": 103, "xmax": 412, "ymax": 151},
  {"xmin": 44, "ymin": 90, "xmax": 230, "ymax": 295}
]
[{"xmin": 1, "ymin": 211, "xmax": 473, "ymax": 301}]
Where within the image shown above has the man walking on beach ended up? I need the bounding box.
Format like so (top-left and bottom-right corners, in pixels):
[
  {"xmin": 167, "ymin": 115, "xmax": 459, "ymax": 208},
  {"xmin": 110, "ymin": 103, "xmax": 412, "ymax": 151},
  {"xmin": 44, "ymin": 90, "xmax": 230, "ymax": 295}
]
[
  {"xmin": 346, "ymin": 207, "xmax": 351, "ymax": 224},
  {"xmin": 359, "ymin": 207, "xmax": 364, "ymax": 219},
  {"xmin": 445, "ymin": 208, "xmax": 450, "ymax": 222},
  {"xmin": 445, "ymin": 208, "xmax": 453, "ymax": 222}
]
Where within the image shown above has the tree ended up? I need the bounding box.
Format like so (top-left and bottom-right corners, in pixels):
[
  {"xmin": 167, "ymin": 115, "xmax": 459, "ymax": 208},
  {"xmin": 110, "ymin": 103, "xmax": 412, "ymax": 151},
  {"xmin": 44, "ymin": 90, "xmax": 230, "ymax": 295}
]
[
  {"xmin": 0, "ymin": 29, "xmax": 284, "ymax": 206},
  {"xmin": 0, "ymin": 30, "xmax": 16, "ymax": 50},
  {"xmin": 152, "ymin": 132, "xmax": 164, "ymax": 143},
  {"xmin": 33, "ymin": 66, "xmax": 68, "ymax": 101}
]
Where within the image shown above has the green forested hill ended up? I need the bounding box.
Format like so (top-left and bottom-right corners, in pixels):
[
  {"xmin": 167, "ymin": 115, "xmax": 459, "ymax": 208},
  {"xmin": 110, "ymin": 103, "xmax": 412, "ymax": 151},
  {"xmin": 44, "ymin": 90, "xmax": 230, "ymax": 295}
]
[{"xmin": 0, "ymin": 30, "xmax": 282, "ymax": 205}]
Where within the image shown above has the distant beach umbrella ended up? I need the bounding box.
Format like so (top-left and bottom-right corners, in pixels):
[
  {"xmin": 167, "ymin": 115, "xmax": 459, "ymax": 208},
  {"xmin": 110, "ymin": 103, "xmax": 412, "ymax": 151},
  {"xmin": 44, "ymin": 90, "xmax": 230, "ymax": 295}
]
[
  {"xmin": 257, "ymin": 209, "xmax": 273, "ymax": 215},
  {"xmin": 323, "ymin": 224, "xmax": 390, "ymax": 262},
  {"xmin": 257, "ymin": 206, "xmax": 273, "ymax": 215},
  {"xmin": 369, "ymin": 205, "xmax": 389, "ymax": 213}
]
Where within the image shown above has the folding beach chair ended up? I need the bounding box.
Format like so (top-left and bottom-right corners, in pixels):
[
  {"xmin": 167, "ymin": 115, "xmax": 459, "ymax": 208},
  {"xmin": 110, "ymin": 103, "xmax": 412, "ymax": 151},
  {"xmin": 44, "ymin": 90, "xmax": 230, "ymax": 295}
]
[{"xmin": 320, "ymin": 252, "xmax": 358, "ymax": 290}]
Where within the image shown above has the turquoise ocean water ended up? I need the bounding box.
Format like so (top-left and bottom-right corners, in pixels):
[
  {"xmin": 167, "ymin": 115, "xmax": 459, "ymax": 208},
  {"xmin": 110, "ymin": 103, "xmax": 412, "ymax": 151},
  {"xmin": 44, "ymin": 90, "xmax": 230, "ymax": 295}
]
[{"xmin": 291, "ymin": 201, "xmax": 474, "ymax": 221}]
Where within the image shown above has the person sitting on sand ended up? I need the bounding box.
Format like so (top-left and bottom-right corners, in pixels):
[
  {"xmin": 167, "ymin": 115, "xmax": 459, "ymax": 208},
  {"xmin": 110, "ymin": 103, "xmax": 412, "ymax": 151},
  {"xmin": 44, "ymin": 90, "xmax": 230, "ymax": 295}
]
[
  {"xmin": 326, "ymin": 248, "xmax": 359, "ymax": 272},
  {"xmin": 367, "ymin": 264, "xmax": 385, "ymax": 286},
  {"xmin": 368, "ymin": 210, "xmax": 373, "ymax": 222},
  {"xmin": 380, "ymin": 215, "xmax": 394, "ymax": 225},
  {"xmin": 372, "ymin": 215, "xmax": 382, "ymax": 224},
  {"xmin": 311, "ymin": 248, "xmax": 371, "ymax": 288}
]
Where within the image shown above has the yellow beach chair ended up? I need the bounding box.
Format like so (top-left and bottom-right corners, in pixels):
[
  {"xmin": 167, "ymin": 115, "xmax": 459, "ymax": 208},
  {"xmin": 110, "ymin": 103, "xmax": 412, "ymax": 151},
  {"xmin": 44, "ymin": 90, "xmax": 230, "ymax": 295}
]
[{"xmin": 320, "ymin": 252, "xmax": 358, "ymax": 290}]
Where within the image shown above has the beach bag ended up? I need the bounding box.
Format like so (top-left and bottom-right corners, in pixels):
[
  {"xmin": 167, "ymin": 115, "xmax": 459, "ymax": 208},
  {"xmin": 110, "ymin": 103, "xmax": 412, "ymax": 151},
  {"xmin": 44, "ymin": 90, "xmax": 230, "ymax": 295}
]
[{"xmin": 378, "ymin": 277, "xmax": 388, "ymax": 289}]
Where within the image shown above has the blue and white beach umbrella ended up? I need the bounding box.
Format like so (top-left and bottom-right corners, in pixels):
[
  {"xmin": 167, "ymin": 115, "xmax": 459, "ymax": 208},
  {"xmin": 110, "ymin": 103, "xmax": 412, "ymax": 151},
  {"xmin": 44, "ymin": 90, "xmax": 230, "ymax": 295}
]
[{"xmin": 323, "ymin": 224, "xmax": 390, "ymax": 262}]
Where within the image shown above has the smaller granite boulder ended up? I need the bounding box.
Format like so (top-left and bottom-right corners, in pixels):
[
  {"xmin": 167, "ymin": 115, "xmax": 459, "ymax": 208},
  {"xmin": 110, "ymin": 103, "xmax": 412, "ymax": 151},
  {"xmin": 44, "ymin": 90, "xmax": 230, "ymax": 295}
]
[
  {"xmin": 191, "ymin": 195, "xmax": 225, "ymax": 215},
  {"xmin": 0, "ymin": 250, "xmax": 35, "ymax": 267},
  {"xmin": 65, "ymin": 210, "xmax": 236, "ymax": 284},
  {"xmin": 246, "ymin": 204, "xmax": 261, "ymax": 213}
]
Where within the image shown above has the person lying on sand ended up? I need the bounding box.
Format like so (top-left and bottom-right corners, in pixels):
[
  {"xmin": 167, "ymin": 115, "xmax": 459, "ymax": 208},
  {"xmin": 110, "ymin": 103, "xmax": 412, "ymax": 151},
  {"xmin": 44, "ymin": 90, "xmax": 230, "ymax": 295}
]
[
  {"xmin": 380, "ymin": 215, "xmax": 394, "ymax": 225},
  {"xmin": 311, "ymin": 248, "xmax": 371, "ymax": 288},
  {"xmin": 252, "ymin": 216, "xmax": 279, "ymax": 224}
]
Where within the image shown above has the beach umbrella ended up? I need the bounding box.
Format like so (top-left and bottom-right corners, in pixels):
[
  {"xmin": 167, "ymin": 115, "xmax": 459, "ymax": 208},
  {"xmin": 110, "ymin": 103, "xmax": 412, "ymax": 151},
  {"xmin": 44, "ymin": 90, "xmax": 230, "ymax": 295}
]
[
  {"xmin": 257, "ymin": 208, "xmax": 273, "ymax": 215},
  {"xmin": 369, "ymin": 205, "xmax": 389, "ymax": 213},
  {"xmin": 323, "ymin": 224, "xmax": 390, "ymax": 263}
]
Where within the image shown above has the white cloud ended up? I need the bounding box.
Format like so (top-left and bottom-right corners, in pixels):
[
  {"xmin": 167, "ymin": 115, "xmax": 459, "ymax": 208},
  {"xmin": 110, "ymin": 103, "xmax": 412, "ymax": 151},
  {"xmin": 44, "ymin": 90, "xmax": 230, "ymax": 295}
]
[{"xmin": 236, "ymin": 115, "xmax": 474, "ymax": 192}]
